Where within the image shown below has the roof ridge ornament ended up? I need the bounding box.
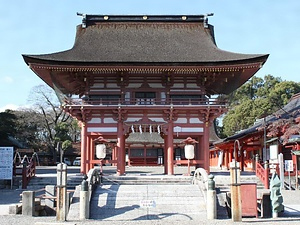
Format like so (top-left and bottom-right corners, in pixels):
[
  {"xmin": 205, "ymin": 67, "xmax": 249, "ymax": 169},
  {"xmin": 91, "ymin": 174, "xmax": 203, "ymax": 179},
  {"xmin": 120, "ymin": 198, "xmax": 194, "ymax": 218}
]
[
  {"xmin": 204, "ymin": 13, "xmax": 214, "ymax": 28},
  {"xmin": 77, "ymin": 12, "xmax": 87, "ymax": 28},
  {"xmin": 76, "ymin": 13, "xmax": 214, "ymax": 28}
]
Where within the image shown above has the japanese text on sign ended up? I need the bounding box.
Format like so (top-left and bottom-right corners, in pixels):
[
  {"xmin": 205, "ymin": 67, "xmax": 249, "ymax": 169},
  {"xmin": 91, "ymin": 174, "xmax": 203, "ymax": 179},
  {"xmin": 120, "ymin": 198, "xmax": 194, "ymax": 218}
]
[
  {"xmin": 0, "ymin": 147, "xmax": 13, "ymax": 180},
  {"xmin": 284, "ymin": 160, "xmax": 294, "ymax": 172}
]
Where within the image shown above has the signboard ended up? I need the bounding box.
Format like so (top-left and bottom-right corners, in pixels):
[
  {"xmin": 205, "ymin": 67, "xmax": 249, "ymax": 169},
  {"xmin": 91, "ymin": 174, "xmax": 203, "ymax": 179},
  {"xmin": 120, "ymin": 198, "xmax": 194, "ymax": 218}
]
[
  {"xmin": 284, "ymin": 160, "xmax": 294, "ymax": 172},
  {"xmin": 269, "ymin": 145, "xmax": 278, "ymax": 160},
  {"xmin": 140, "ymin": 200, "xmax": 156, "ymax": 208},
  {"xmin": 0, "ymin": 147, "xmax": 14, "ymax": 180}
]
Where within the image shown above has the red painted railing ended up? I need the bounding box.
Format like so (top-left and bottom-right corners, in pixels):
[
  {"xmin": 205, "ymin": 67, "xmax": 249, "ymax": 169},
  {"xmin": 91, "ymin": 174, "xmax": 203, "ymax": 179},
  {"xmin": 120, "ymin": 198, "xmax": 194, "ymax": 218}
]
[
  {"xmin": 64, "ymin": 97, "xmax": 227, "ymax": 107},
  {"xmin": 14, "ymin": 156, "xmax": 36, "ymax": 189},
  {"xmin": 255, "ymin": 161, "xmax": 270, "ymax": 189},
  {"xmin": 22, "ymin": 159, "xmax": 36, "ymax": 189}
]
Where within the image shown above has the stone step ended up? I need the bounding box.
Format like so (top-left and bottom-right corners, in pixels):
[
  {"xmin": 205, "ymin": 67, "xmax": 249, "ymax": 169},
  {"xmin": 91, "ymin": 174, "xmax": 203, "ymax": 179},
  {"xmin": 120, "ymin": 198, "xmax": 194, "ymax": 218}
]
[
  {"xmin": 102, "ymin": 175, "xmax": 192, "ymax": 185},
  {"xmin": 90, "ymin": 184, "xmax": 206, "ymax": 221},
  {"xmin": 26, "ymin": 174, "xmax": 83, "ymax": 190}
]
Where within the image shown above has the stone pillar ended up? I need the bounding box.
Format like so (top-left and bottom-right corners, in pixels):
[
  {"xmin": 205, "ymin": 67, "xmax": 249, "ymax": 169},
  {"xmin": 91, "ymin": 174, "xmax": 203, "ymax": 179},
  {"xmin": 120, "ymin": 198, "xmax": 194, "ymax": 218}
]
[
  {"xmin": 45, "ymin": 185, "xmax": 56, "ymax": 209},
  {"xmin": 56, "ymin": 163, "xmax": 67, "ymax": 221},
  {"xmin": 80, "ymin": 180, "xmax": 89, "ymax": 220},
  {"xmin": 22, "ymin": 191, "xmax": 35, "ymax": 216},
  {"xmin": 207, "ymin": 175, "xmax": 217, "ymax": 219},
  {"xmin": 81, "ymin": 122, "xmax": 87, "ymax": 174}
]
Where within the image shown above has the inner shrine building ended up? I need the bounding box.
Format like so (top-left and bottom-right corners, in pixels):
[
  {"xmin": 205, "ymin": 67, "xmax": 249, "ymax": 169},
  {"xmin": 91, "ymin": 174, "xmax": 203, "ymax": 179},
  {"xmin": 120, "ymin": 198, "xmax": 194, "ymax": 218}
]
[{"xmin": 23, "ymin": 14, "xmax": 268, "ymax": 175}]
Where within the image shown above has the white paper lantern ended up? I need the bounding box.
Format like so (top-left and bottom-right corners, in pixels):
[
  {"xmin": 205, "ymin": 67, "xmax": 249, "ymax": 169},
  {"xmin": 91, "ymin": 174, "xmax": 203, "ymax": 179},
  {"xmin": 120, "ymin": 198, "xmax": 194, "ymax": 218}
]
[
  {"xmin": 184, "ymin": 144, "xmax": 194, "ymax": 159},
  {"xmin": 96, "ymin": 144, "xmax": 106, "ymax": 159}
]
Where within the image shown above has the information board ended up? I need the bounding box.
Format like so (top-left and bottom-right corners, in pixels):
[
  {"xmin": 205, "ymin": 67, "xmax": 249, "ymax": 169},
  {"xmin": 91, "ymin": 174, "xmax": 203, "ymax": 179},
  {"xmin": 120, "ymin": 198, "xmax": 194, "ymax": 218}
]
[
  {"xmin": 0, "ymin": 147, "xmax": 13, "ymax": 180},
  {"xmin": 284, "ymin": 160, "xmax": 294, "ymax": 172}
]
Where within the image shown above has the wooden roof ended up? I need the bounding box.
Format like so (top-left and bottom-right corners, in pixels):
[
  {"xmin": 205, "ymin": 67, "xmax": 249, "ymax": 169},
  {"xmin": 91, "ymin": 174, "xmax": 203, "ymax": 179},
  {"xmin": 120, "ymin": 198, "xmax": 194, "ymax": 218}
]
[
  {"xmin": 214, "ymin": 93, "xmax": 300, "ymax": 147},
  {"xmin": 23, "ymin": 14, "xmax": 269, "ymax": 95},
  {"xmin": 23, "ymin": 15, "xmax": 268, "ymax": 65}
]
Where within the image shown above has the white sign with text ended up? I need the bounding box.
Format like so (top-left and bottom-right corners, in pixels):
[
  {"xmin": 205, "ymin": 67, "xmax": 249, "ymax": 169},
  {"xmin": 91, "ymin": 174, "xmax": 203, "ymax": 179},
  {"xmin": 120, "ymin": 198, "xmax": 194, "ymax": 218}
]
[{"xmin": 0, "ymin": 147, "xmax": 13, "ymax": 180}]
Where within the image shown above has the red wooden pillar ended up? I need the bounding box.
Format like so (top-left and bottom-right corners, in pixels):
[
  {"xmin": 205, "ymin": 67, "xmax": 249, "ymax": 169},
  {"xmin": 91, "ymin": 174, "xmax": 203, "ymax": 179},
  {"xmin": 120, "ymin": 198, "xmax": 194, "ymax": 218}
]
[
  {"xmin": 197, "ymin": 135, "xmax": 204, "ymax": 169},
  {"xmin": 85, "ymin": 135, "xmax": 91, "ymax": 172},
  {"xmin": 229, "ymin": 148, "xmax": 233, "ymax": 163},
  {"xmin": 112, "ymin": 145, "xmax": 117, "ymax": 166},
  {"xmin": 224, "ymin": 150, "xmax": 229, "ymax": 170},
  {"xmin": 80, "ymin": 122, "xmax": 87, "ymax": 174},
  {"xmin": 203, "ymin": 122, "xmax": 210, "ymax": 172},
  {"xmin": 167, "ymin": 121, "xmax": 174, "ymax": 175},
  {"xmin": 117, "ymin": 121, "xmax": 125, "ymax": 175},
  {"xmin": 90, "ymin": 137, "xmax": 95, "ymax": 169},
  {"xmin": 143, "ymin": 145, "xmax": 147, "ymax": 165},
  {"xmin": 164, "ymin": 136, "xmax": 168, "ymax": 174},
  {"xmin": 127, "ymin": 146, "xmax": 131, "ymax": 167}
]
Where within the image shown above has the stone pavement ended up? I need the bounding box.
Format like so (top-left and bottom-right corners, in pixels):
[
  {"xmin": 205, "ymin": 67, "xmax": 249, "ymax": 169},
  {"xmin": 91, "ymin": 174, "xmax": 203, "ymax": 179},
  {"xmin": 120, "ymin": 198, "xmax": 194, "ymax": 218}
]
[{"xmin": 0, "ymin": 166, "xmax": 299, "ymax": 224}]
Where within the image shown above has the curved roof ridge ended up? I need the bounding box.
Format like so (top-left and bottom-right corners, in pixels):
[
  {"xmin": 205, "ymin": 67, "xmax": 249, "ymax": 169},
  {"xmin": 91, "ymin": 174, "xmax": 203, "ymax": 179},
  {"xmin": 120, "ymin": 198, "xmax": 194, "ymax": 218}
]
[{"xmin": 23, "ymin": 19, "xmax": 268, "ymax": 64}]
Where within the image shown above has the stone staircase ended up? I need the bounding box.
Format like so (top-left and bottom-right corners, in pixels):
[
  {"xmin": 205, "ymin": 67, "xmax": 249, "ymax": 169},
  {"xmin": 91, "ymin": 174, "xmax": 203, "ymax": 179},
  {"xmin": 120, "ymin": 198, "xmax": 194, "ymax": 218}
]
[
  {"xmin": 86, "ymin": 174, "xmax": 206, "ymax": 222},
  {"xmin": 214, "ymin": 172, "xmax": 265, "ymax": 192},
  {"xmin": 26, "ymin": 174, "xmax": 84, "ymax": 190},
  {"xmin": 102, "ymin": 174, "xmax": 193, "ymax": 185},
  {"xmin": 90, "ymin": 183, "xmax": 206, "ymax": 222}
]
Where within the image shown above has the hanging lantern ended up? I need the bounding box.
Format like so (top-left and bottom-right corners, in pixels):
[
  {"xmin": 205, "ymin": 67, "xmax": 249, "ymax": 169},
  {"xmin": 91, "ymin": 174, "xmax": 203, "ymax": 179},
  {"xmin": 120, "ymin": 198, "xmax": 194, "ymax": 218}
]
[
  {"xmin": 184, "ymin": 144, "xmax": 195, "ymax": 159},
  {"xmin": 96, "ymin": 144, "xmax": 106, "ymax": 159}
]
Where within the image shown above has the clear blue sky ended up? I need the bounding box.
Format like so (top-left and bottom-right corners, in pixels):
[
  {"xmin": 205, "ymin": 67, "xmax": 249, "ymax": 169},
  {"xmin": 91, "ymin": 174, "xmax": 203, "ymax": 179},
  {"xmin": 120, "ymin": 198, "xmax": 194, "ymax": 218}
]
[{"xmin": 1, "ymin": 0, "xmax": 300, "ymax": 111}]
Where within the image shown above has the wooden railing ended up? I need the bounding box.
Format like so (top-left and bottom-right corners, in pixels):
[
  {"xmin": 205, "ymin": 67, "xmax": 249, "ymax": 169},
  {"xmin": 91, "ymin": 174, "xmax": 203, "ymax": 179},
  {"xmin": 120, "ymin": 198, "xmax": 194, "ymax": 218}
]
[
  {"xmin": 22, "ymin": 159, "xmax": 36, "ymax": 189},
  {"xmin": 64, "ymin": 97, "xmax": 226, "ymax": 107},
  {"xmin": 14, "ymin": 155, "xmax": 36, "ymax": 189},
  {"xmin": 255, "ymin": 161, "xmax": 270, "ymax": 189}
]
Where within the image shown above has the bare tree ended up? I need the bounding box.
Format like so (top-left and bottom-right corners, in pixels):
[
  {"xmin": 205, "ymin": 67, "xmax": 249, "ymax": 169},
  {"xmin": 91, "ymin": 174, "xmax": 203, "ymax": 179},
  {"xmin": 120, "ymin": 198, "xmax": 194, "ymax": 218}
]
[{"xmin": 28, "ymin": 84, "xmax": 78, "ymax": 161}]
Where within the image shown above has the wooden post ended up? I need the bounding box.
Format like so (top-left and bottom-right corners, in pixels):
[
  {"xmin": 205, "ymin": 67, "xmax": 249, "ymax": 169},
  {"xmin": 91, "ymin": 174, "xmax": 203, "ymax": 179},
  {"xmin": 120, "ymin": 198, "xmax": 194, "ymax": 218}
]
[
  {"xmin": 230, "ymin": 160, "xmax": 242, "ymax": 222},
  {"xmin": 167, "ymin": 121, "xmax": 174, "ymax": 175},
  {"xmin": 81, "ymin": 122, "xmax": 87, "ymax": 174},
  {"xmin": 90, "ymin": 137, "xmax": 95, "ymax": 169},
  {"xmin": 264, "ymin": 161, "xmax": 269, "ymax": 189},
  {"xmin": 203, "ymin": 122, "xmax": 210, "ymax": 172},
  {"xmin": 112, "ymin": 146, "xmax": 117, "ymax": 166},
  {"xmin": 85, "ymin": 136, "xmax": 90, "ymax": 172},
  {"xmin": 117, "ymin": 121, "xmax": 125, "ymax": 175},
  {"xmin": 164, "ymin": 135, "xmax": 168, "ymax": 174}
]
